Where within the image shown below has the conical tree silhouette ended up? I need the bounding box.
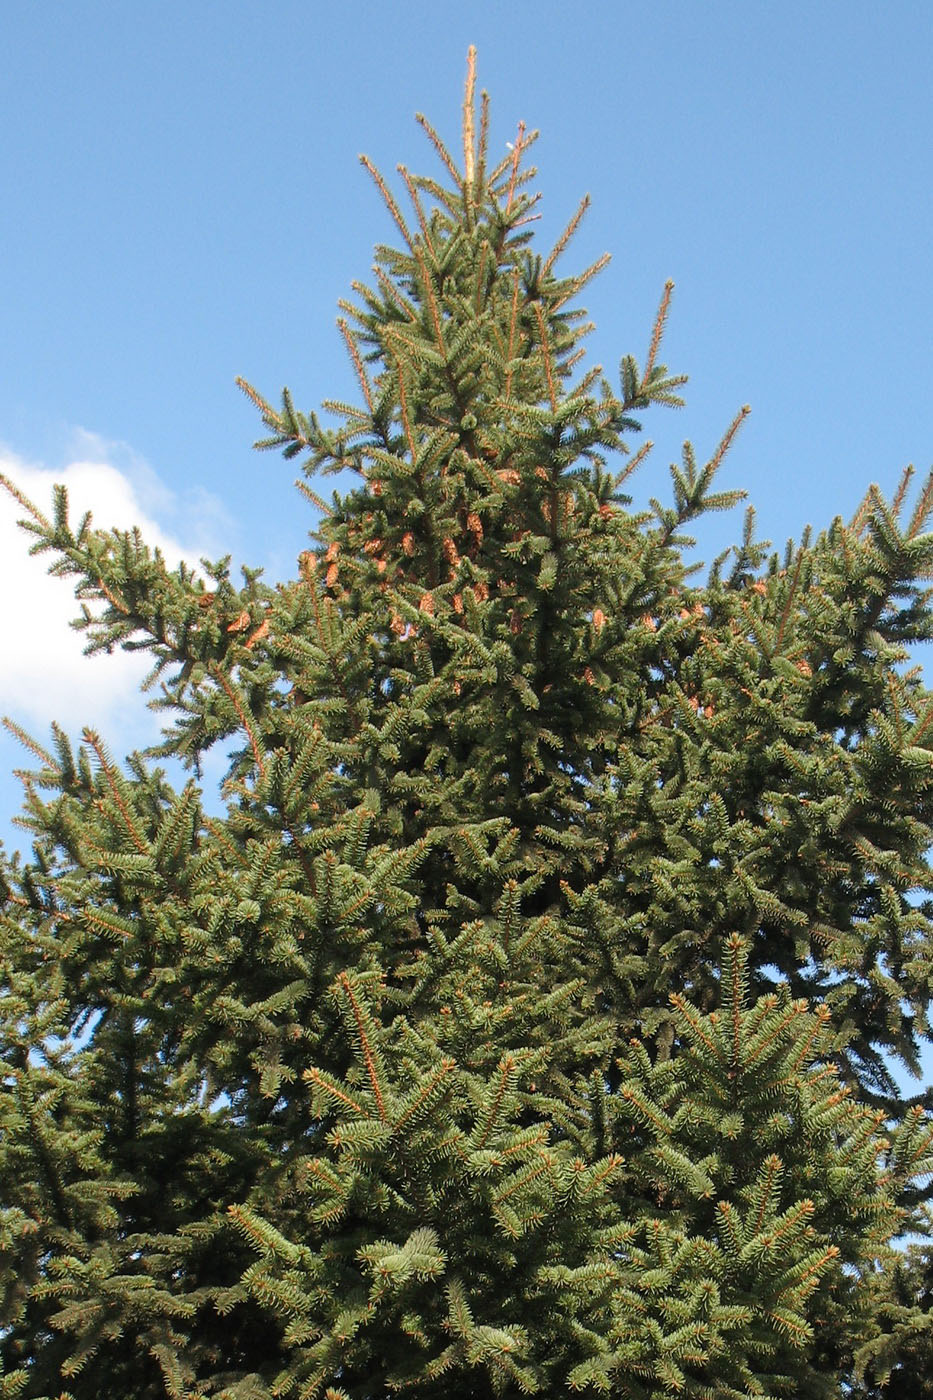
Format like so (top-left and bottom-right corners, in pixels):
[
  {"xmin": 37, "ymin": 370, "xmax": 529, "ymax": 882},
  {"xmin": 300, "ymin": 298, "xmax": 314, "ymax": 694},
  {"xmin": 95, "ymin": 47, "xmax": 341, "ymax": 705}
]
[{"xmin": 2, "ymin": 49, "xmax": 932, "ymax": 1400}]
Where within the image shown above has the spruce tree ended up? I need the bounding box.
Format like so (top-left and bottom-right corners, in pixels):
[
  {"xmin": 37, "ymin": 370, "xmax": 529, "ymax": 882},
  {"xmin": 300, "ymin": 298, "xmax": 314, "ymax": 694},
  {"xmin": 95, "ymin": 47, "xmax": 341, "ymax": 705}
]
[{"xmin": 2, "ymin": 50, "xmax": 933, "ymax": 1399}]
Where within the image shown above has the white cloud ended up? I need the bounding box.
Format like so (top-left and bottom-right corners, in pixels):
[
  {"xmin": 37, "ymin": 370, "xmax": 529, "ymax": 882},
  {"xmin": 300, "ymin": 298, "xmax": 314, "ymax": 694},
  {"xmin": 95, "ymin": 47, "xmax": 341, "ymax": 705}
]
[{"xmin": 0, "ymin": 441, "xmax": 227, "ymax": 741}]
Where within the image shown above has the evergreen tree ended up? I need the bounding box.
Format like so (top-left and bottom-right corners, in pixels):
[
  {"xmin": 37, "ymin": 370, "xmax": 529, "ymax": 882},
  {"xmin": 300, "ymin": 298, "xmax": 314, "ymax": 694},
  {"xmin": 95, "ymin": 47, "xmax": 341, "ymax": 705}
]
[{"xmin": 2, "ymin": 50, "xmax": 932, "ymax": 1399}]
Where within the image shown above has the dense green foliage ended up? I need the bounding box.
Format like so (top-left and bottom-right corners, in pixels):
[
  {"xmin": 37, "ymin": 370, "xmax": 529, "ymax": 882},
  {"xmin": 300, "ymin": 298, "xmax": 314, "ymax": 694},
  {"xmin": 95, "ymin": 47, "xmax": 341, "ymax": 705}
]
[{"xmin": 2, "ymin": 53, "xmax": 933, "ymax": 1399}]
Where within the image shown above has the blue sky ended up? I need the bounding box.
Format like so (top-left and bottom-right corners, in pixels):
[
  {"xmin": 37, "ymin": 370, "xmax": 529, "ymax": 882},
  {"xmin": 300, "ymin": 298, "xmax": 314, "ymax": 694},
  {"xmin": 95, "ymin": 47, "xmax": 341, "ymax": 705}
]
[{"xmin": 2, "ymin": 2, "xmax": 932, "ymax": 1077}]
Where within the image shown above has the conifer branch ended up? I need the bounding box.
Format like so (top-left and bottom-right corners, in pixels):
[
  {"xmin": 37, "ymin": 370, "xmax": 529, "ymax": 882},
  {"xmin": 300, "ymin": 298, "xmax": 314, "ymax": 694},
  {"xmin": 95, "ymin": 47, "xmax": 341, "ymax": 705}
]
[
  {"xmin": 0, "ymin": 472, "xmax": 51, "ymax": 531},
  {"xmin": 616, "ymin": 439, "xmax": 655, "ymax": 487},
  {"xmin": 753, "ymin": 1156, "xmax": 782, "ymax": 1234},
  {"xmin": 850, "ymin": 490, "xmax": 875, "ymax": 536},
  {"xmin": 359, "ymin": 155, "xmax": 415, "ymax": 251},
  {"xmin": 462, "ymin": 46, "xmax": 477, "ymax": 192},
  {"xmin": 411, "ymin": 243, "xmax": 447, "ymax": 355},
  {"xmin": 769, "ymin": 1199, "xmax": 815, "ymax": 1244},
  {"xmin": 784, "ymin": 1003, "xmax": 832, "ymax": 1074},
  {"xmin": 620, "ymin": 1082, "xmax": 674, "ymax": 1137},
  {"xmin": 82, "ymin": 728, "xmax": 150, "ymax": 856},
  {"xmin": 235, "ymin": 375, "xmax": 278, "ymax": 424},
  {"xmin": 775, "ymin": 549, "xmax": 805, "ymax": 650},
  {"xmin": 336, "ymin": 972, "xmax": 387, "ymax": 1121},
  {"xmin": 668, "ymin": 995, "xmax": 724, "ymax": 1061},
  {"xmin": 477, "ymin": 88, "xmax": 490, "ymax": 190},
  {"xmin": 305, "ymin": 1066, "xmax": 365, "ymax": 1118},
  {"xmin": 473, "ymin": 239, "xmax": 491, "ymax": 312},
  {"xmin": 301, "ymin": 556, "xmax": 362, "ymax": 735},
  {"xmin": 726, "ymin": 935, "xmax": 744, "ymax": 1070},
  {"xmin": 208, "ymin": 664, "xmax": 266, "ymax": 777},
  {"xmin": 13, "ymin": 1063, "xmax": 73, "ymax": 1227},
  {"xmin": 794, "ymin": 1244, "xmax": 840, "ymax": 1287},
  {"xmin": 337, "ymin": 318, "xmax": 375, "ymax": 415},
  {"xmin": 706, "ymin": 405, "xmax": 752, "ymax": 479},
  {"xmin": 564, "ymin": 346, "xmax": 588, "ymax": 375},
  {"xmin": 204, "ymin": 815, "xmax": 248, "ymax": 867},
  {"xmin": 374, "ymin": 264, "xmax": 418, "ymax": 321},
  {"xmin": 392, "ymin": 1058, "xmax": 456, "ymax": 1135},
  {"xmin": 505, "ymin": 121, "xmax": 526, "ymax": 214},
  {"xmin": 394, "ymin": 359, "xmax": 418, "ymax": 461},
  {"xmin": 296, "ymin": 480, "xmax": 334, "ymax": 516},
  {"xmin": 909, "ymin": 698, "xmax": 933, "ymax": 747},
  {"xmin": 476, "ymin": 1054, "xmax": 516, "ymax": 1148},
  {"xmin": 397, "ymin": 163, "xmax": 437, "ymax": 255},
  {"xmin": 892, "ymin": 463, "xmax": 915, "ymax": 519},
  {"xmin": 95, "ymin": 575, "xmax": 131, "ymax": 615},
  {"xmin": 415, "ymin": 112, "xmax": 461, "ymax": 183},
  {"xmin": 511, "ymin": 193, "xmax": 544, "ymax": 228},
  {"xmin": 579, "ymin": 1154, "xmax": 625, "ymax": 1198},
  {"xmin": 1, "ymin": 717, "xmax": 56, "ymax": 769},
  {"xmin": 494, "ymin": 1151, "xmax": 555, "ymax": 1205},
  {"xmin": 542, "ymin": 196, "xmax": 591, "ymax": 278},
  {"xmin": 504, "ymin": 269, "xmax": 522, "ymax": 401},
  {"xmin": 743, "ymin": 1003, "xmax": 810, "ymax": 1071},
  {"xmin": 80, "ymin": 905, "xmax": 134, "ymax": 939},
  {"xmin": 908, "ymin": 468, "xmax": 933, "ymax": 539},
  {"xmin": 644, "ymin": 280, "xmax": 674, "ymax": 379},
  {"xmin": 554, "ymin": 252, "xmax": 611, "ymax": 308},
  {"xmin": 532, "ymin": 303, "xmax": 558, "ymax": 412}
]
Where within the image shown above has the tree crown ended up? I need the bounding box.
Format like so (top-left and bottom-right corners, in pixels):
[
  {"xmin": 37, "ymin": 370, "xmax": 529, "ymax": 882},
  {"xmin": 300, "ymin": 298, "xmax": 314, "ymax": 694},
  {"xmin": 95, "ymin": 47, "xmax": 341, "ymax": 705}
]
[{"xmin": 2, "ymin": 48, "xmax": 932, "ymax": 1400}]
